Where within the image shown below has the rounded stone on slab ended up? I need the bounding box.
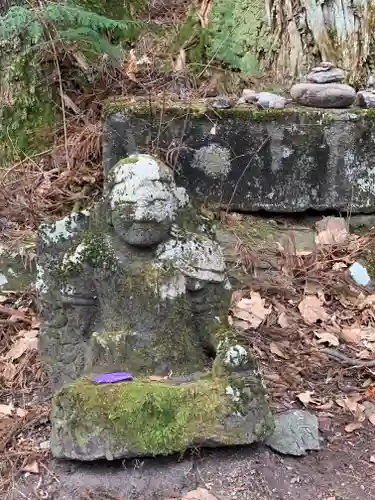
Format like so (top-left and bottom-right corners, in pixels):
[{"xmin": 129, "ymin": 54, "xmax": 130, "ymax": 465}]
[
  {"xmin": 306, "ymin": 67, "xmax": 345, "ymax": 84},
  {"xmin": 256, "ymin": 92, "xmax": 286, "ymax": 109},
  {"xmin": 241, "ymin": 88, "xmax": 257, "ymax": 103},
  {"xmin": 290, "ymin": 83, "xmax": 356, "ymax": 108},
  {"xmin": 211, "ymin": 96, "xmax": 234, "ymax": 109}
]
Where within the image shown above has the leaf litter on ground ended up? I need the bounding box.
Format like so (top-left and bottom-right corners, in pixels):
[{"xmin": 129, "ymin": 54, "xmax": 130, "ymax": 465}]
[
  {"xmin": 232, "ymin": 218, "xmax": 375, "ymax": 432},
  {"xmin": 0, "ymin": 292, "xmax": 49, "ymax": 496}
]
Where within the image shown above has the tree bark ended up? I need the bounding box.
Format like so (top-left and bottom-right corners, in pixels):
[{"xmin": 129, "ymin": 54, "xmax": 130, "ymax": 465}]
[{"xmin": 262, "ymin": 0, "xmax": 373, "ymax": 86}]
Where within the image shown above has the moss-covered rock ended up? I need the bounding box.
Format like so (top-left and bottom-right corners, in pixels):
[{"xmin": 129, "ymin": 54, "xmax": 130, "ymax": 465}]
[{"xmin": 51, "ymin": 374, "xmax": 273, "ymax": 460}]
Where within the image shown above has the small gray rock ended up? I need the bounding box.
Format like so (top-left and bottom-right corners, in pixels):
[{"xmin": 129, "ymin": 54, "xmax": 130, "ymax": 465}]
[
  {"xmin": 307, "ymin": 67, "xmax": 345, "ymax": 84},
  {"xmin": 212, "ymin": 97, "xmax": 233, "ymax": 109},
  {"xmin": 290, "ymin": 83, "xmax": 356, "ymax": 108},
  {"xmin": 357, "ymin": 90, "xmax": 375, "ymax": 108},
  {"xmin": 242, "ymin": 88, "xmax": 257, "ymax": 103},
  {"xmin": 310, "ymin": 61, "xmax": 335, "ymax": 72},
  {"xmin": 256, "ymin": 92, "xmax": 286, "ymax": 109},
  {"xmin": 265, "ymin": 409, "xmax": 320, "ymax": 456}
]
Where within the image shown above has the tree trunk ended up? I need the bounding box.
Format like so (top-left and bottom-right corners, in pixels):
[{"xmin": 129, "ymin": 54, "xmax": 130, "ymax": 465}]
[{"xmin": 263, "ymin": 0, "xmax": 373, "ymax": 86}]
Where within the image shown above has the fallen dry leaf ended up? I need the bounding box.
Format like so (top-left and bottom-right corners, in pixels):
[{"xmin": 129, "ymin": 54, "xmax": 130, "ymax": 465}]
[
  {"xmin": 3, "ymin": 361, "xmax": 16, "ymax": 382},
  {"xmin": 315, "ymin": 217, "xmax": 348, "ymax": 245},
  {"xmin": 277, "ymin": 312, "xmax": 289, "ymax": 328},
  {"xmin": 232, "ymin": 292, "xmax": 272, "ymax": 329},
  {"xmin": 357, "ymin": 349, "xmax": 373, "ymax": 359},
  {"xmin": 332, "ymin": 262, "xmax": 347, "ymax": 271},
  {"xmin": 297, "ymin": 390, "xmax": 314, "ymax": 406},
  {"xmin": 16, "ymin": 408, "xmax": 27, "ymax": 418},
  {"xmin": 345, "ymin": 421, "xmax": 363, "ymax": 433},
  {"xmin": 369, "ymin": 413, "xmax": 375, "ymax": 425},
  {"xmin": 340, "ymin": 326, "xmax": 362, "ymax": 345},
  {"xmin": 183, "ymin": 488, "xmax": 217, "ymax": 500},
  {"xmin": 149, "ymin": 376, "xmax": 165, "ymax": 382},
  {"xmin": 336, "ymin": 395, "xmax": 365, "ymax": 421},
  {"xmin": 315, "ymin": 401, "xmax": 333, "ymax": 410},
  {"xmin": 270, "ymin": 342, "xmax": 289, "ymax": 359},
  {"xmin": 0, "ymin": 404, "xmax": 13, "ymax": 416},
  {"xmin": 369, "ymin": 455, "xmax": 375, "ymax": 463},
  {"xmin": 357, "ymin": 294, "xmax": 375, "ymax": 310},
  {"xmin": 21, "ymin": 460, "xmax": 39, "ymax": 474},
  {"xmin": 315, "ymin": 331, "xmax": 339, "ymax": 347},
  {"xmin": 299, "ymin": 295, "xmax": 329, "ymax": 325},
  {"xmin": 126, "ymin": 49, "xmax": 137, "ymax": 82},
  {"xmin": 5, "ymin": 334, "xmax": 38, "ymax": 360}
]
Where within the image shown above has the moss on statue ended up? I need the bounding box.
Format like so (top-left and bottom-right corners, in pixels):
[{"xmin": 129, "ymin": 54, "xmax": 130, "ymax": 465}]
[{"xmin": 52, "ymin": 373, "xmax": 272, "ymax": 456}]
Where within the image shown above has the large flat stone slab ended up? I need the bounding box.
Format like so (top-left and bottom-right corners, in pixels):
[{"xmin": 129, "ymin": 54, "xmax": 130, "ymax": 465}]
[{"xmin": 103, "ymin": 101, "xmax": 375, "ymax": 213}]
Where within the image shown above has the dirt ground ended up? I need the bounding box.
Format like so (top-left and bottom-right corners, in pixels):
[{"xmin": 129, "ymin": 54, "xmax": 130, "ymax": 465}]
[{"xmin": 12, "ymin": 424, "xmax": 375, "ymax": 500}]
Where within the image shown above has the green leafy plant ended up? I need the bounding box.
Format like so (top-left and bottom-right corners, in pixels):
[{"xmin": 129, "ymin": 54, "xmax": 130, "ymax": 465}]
[{"xmin": 0, "ymin": 1, "xmax": 143, "ymax": 166}]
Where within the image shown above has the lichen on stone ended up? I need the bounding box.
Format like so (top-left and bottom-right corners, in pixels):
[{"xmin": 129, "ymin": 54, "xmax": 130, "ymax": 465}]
[
  {"xmin": 109, "ymin": 154, "xmax": 189, "ymax": 221},
  {"xmin": 156, "ymin": 234, "xmax": 226, "ymax": 283}
]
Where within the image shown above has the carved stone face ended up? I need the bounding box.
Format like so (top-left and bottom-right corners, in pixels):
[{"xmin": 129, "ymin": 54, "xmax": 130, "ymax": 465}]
[{"xmin": 108, "ymin": 154, "xmax": 189, "ymax": 247}]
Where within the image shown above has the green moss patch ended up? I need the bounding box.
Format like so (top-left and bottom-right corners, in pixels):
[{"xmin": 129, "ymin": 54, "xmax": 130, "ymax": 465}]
[
  {"xmin": 104, "ymin": 98, "xmax": 375, "ymax": 124},
  {"xmin": 54, "ymin": 376, "xmax": 236, "ymax": 455}
]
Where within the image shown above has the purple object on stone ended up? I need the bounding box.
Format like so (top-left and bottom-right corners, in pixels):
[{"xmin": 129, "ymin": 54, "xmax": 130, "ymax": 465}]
[{"xmin": 91, "ymin": 372, "xmax": 134, "ymax": 384}]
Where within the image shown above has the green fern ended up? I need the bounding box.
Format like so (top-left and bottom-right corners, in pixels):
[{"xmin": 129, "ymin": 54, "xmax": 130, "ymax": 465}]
[{"xmin": 0, "ymin": 1, "xmax": 144, "ymax": 167}]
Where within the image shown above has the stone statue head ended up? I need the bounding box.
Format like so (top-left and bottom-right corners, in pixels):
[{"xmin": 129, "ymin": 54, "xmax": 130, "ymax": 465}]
[{"xmin": 108, "ymin": 154, "xmax": 189, "ymax": 247}]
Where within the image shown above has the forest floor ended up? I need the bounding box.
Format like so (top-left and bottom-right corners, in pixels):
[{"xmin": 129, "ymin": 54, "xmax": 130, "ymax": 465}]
[{"xmin": 1, "ymin": 214, "xmax": 375, "ymax": 499}]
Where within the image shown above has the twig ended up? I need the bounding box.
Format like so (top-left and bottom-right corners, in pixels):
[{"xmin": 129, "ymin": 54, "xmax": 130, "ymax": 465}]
[
  {"xmin": 225, "ymin": 137, "xmax": 270, "ymax": 213},
  {"xmin": 320, "ymin": 348, "xmax": 375, "ymax": 368}
]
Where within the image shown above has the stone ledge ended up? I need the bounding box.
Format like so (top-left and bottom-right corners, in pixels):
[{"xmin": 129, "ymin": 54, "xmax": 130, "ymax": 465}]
[{"xmin": 103, "ymin": 99, "xmax": 375, "ymax": 213}]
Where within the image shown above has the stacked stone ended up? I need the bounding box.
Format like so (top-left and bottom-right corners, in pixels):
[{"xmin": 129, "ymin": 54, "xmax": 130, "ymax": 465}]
[
  {"xmin": 356, "ymin": 75, "xmax": 375, "ymax": 108},
  {"xmin": 290, "ymin": 62, "xmax": 356, "ymax": 108}
]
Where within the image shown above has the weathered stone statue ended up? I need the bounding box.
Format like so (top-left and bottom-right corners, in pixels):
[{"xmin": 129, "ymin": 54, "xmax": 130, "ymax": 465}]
[{"xmin": 37, "ymin": 154, "xmax": 273, "ymax": 460}]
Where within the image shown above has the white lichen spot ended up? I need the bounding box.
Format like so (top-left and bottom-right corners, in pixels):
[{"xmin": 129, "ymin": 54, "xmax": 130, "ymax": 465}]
[
  {"xmin": 224, "ymin": 278, "xmax": 232, "ymax": 290},
  {"xmin": 232, "ymin": 411, "xmax": 243, "ymax": 418},
  {"xmin": 225, "ymin": 385, "xmax": 241, "ymax": 403},
  {"xmin": 0, "ymin": 273, "xmax": 8, "ymax": 288},
  {"xmin": 156, "ymin": 236, "xmax": 226, "ymax": 283},
  {"xmin": 159, "ymin": 273, "xmax": 186, "ymax": 300},
  {"xmin": 60, "ymin": 284, "xmax": 76, "ymax": 295},
  {"xmin": 109, "ymin": 154, "xmax": 189, "ymax": 222},
  {"xmin": 35, "ymin": 264, "xmax": 48, "ymax": 294},
  {"xmin": 92, "ymin": 330, "xmax": 127, "ymax": 349},
  {"xmin": 63, "ymin": 243, "xmax": 87, "ymax": 267},
  {"xmin": 224, "ymin": 344, "xmax": 248, "ymax": 367},
  {"xmin": 192, "ymin": 144, "xmax": 231, "ymax": 178},
  {"xmin": 40, "ymin": 213, "xmax": 82, "ymax": 244}
]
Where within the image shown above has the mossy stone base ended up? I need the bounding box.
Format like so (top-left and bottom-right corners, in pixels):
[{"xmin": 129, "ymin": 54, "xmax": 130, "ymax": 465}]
[{"xmin": 51, "ymin": 375, "xmax": 274, "ymax": 460}]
